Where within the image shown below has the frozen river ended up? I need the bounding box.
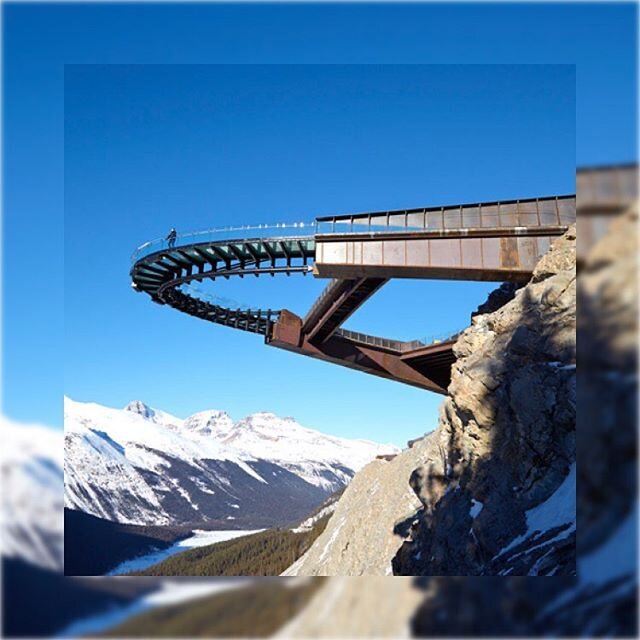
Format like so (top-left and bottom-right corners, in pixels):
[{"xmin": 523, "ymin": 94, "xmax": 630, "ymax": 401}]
[{"xmin": 106, "ymin": 528, "xmax": 263, "ymax": 576}]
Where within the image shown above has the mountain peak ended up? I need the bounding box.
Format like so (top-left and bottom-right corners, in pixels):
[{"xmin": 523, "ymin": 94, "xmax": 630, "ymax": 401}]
[
  {"xmin": 124, "ymin": 400, "xmax": 155, "ymax": 420},
  {"xmin": 242, "ymin": 412, "xmax": 297, "ymax": 426},
  {"xmin": 64, "ymin": 395, "xmax": 399, "ymax": 529},
  {"xmin": 183, "ymin": 409, "xmax": 233, "ymax": 437}
]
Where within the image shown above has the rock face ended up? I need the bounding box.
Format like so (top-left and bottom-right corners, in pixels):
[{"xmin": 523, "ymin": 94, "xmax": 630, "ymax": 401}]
[
  {"xmin": 283, "ymin": 433, "xmax": 436, "ymax": 575},
  {"xmin": 394, "ymin": 225, "xmax": 576, "ymax": 576},
  {"xmin": 578, "ymin": 209, "xmax": 637, "ymax": 557},
  {"xmin": 279, "ymin": 210, "xmax": 635, "ymax": 631},
  {"xmin": 471, "ymin": 281, "xmax": 520, "ymax": 318},
  {"xmin": 291, "ymin": 225, "xmax": 578, "ymax": 578},
  {"xmin": 409, "ymin": 206, "xmax": 637, "ymax": 636},
  {"xmin": 276, "ymin": 578, "xmax": 423, "ymax": 638}
]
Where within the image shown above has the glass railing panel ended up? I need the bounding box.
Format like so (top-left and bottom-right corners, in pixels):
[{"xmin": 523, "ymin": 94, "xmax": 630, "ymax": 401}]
[
  {"xmin": 388, "ymin": 213, "xmax": 406, "ymax": 229},
  {"xmin": 427, "ymin": 209, "xmax": 444, "ymax": 230},
  {"xmin": 558, "ymin": 198, "xmax": 577, "ymax": 224},
  {"xmin": 444, "ymin": 207, "xmax": 462, "ymax": 229},
  {"xmin": 498, "ymin": 202, "xmax": 518, "ymax": 227},
  {"xmin": 595, "ymin": 172, "xmax": 619, "ymax": 200},
  {"xmin": 480, "ymin": 204, "xmax": 499, "ymax": 228},
  {"xmin": 618, "ymin": 168, "xmax": 638, "ymax": 199},
  {"xmin": 517, "ymin": 201, "xmax": 538, "ymax": 226},
  {"xmin": 407, "ymin": 211, "xmax": 425, "ymax": 228},
  {"xmin": 576, "ymin": 172, "xmax": 595, "ymax": 204},
  {"xmin": 462, "ymin": 206, "xmax": 481, "ymax": 228},
  {"xmin": 351, "ymin": 217, "xmax": 371, "ymax": 230},
  {"xmin": 132, "ymin": 222, "xmax": 316, "ymax": 262},
  {"xmin": 316, "ymin": 221, "xmax": 334, "ymax": 234},
  {"xmin": 539, "ymin": 200, "xmax": 559, "ymax": 225},
  {"xmin": 332, "ymin": 220, "xmax": 353, "ymax": 233}
]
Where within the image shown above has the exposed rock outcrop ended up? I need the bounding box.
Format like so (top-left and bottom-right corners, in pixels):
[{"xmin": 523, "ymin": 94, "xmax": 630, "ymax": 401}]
[
  {"xmin": 408, "ymin": 206, "xmax": 637, "ymax": 635},
  {"xmin": 276, "ymin": 578, "xmax": 422, "ymax": 638},
  {"xmin": 394, "ymin": 225, "xmax": 576, "ymax": 576},
  {"xmin": 283, "ymin": 433, "xmax": 439, "ymax": 575},
  {"xmin": 471, "ymin": 281, "xmax": 520, "ymax": 318},
  {"xmin": 291, "ymin": 225, "xmax": 577, "ymax": 578}
]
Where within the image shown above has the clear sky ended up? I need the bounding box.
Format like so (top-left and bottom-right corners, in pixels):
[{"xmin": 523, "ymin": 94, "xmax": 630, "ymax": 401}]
[{"xmin": 3, "ymin": 3, "xmax": 636, "ymax": 447}]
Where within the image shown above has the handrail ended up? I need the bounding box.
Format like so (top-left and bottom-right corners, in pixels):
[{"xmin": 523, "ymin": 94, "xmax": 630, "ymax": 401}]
[
  {"xmin": 315, "ymin": 195, "xmax": 576, "ymax": 234},
  {"xmin": 302, "ymin": 279, "xmax": 347, "ymax": 326},
  {"xmin": 131, "ymin": 194, "xmax": 578, "ymax": 265},
  {"xmin": 335, "ymin": 328, "xmax": 464, "ymax": 353},
  {"xmin": 131, "ymin": 222, "xmax": 316, "ymax": 263},
  {"xmin": 315, "ymin": 194, "xmax": 576, "ymax": 223}
]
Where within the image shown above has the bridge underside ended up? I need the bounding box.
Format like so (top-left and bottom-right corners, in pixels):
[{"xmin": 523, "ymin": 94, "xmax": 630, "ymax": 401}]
[
  {"xmin": 268, "ymin": 272, "xmax": 456, "ymax": 393},
  {"xmin": 268, "ymin": 310, "xmax": 455, "ymax": 394},
  {"xmin": 265, "ymin": 224, "xmax": 570, "ymax": 392},
  {"xmin": 302, "ymin": 277, "xmax": 388, "ymax": 344}
]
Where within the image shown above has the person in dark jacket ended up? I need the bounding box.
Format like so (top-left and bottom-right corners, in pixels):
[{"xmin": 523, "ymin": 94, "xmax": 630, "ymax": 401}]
[{"xmin": 166, "ymin": 227, "xmax": 177, "ymax": 248}]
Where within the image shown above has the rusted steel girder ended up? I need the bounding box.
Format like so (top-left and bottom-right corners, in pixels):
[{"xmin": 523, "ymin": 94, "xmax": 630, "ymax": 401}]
[
  {"xmin": 313, "ymin": 228, "xmax": 564, "ymax": 282},
  {"xmin": 302, "ymin": 277, "xmax": 388, "ymax": 345},
  {"xmin": 268, "ymin": 310, "xmax": 453, "ymax": 394}
]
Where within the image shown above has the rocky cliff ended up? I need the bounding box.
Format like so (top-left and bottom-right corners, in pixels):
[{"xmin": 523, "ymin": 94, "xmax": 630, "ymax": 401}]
[
  {"xmin": 406, "ymin": 206, "xmax": 636, "ymax": 635},
  {"xmin": 289, "ymin": 225, "xmax": 577, "ymax": 577},
  {"xmin": 283, "ymin": 435, "xmax": 430, "ymax": 575},
  {"xmin": 394, "ymin": 224, "xmax": 576, "ymax": 576},
  {"xmin": 276, "ymin": 578, "xmax": 422, "ymax": 637}
]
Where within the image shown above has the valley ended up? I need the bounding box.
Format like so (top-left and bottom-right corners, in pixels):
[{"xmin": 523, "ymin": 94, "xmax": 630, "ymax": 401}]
[{"xmin": 63, "ymin": 398, "xmax": 389, "ymax": 575}]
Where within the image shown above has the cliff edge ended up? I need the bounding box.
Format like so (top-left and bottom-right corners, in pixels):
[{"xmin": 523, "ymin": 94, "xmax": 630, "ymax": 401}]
[{"xmin": 288, "ymin": 225, "xmax": 576, "ymax": 577}]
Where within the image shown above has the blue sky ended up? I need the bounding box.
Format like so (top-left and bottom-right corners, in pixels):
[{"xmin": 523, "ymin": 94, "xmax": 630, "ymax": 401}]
[
  {"xmin": 63, "ymin": 64, "xmax": 574, "ymax": 444},
  {"xmin": 3, "ymin": 3, "xmax": 637, "ymax": 447}
]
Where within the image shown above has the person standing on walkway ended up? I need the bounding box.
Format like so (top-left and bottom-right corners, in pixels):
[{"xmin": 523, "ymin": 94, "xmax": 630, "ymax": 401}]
[{"xmin": 166, "ymin": 227, "xmax": 177, "ymax": 248}]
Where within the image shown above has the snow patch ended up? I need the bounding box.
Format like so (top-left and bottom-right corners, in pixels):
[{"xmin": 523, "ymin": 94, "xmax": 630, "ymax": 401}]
[
  {"xmin": 469, "ymin": 499, "xmax": 483, "ymax": 519},
  {"xmin": 494, "ymin": 463, "xmax": 576, "ymax": 562}
]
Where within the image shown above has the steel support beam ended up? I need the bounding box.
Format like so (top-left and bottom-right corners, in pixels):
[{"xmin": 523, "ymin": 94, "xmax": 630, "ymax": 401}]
[
  {"xmin": 268, "ymin": 310, "xmax": 450, "ymax": 394},
  {"xmin": 302, "ymin": 277, "xmax": 388, "ymax": 344},
  {"xmin": 313, "ymin": 230, "xmax": 564, "ymax": 282}
]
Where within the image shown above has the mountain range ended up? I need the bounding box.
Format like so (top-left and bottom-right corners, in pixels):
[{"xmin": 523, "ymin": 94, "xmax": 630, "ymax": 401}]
[
  {"xmin": 2, "ymin": 418, "xmax": 64, "ymax": 572},
  {"xmin": 64, "ymin": 397, "xmax": 397, "ymax": 528}
]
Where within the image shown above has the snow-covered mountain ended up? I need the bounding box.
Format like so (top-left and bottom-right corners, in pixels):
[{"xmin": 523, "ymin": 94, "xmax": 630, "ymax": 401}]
[
  {"xmin": 64, "ymin": 397, "xmax": 398, "ymax": 527},
  {"xmin": 1, "ymin": 417, "xmax": 64, "ymax": 571}
]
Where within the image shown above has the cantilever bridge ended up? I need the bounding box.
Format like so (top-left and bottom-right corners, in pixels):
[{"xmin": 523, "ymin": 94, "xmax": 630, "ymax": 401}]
[{"xmin": 130, "ymin": 165, "xmax": 635, "ymax": 394}]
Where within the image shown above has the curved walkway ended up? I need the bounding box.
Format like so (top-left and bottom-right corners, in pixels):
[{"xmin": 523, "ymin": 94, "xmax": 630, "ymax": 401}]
[{"xmin": 131, "ymin": 232, "xmax": 315, "ymax": 335}]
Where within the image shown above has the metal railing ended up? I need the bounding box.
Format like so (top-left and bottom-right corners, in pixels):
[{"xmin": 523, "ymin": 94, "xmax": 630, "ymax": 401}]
[
  {"xmin": 131, "ymin": 195, "xmax": 579, "ymax": 266},
  {"xmin": 335, "ymin": 328, "xmax": 463, "ymax": 352},
  {"xmin": 315, "ymin": 196, "xmax": 576, "ymax": 235},
  {"xmin": 302, "ymin": 279, "xmax": 347, "ymax": 325},
  {"xmin": 132, "ymin": 194, "xmax": 580, "ymax": 267},
  {"xmin": 131, "ymin": 222, "xmax": 315, "ymax": 264}
]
